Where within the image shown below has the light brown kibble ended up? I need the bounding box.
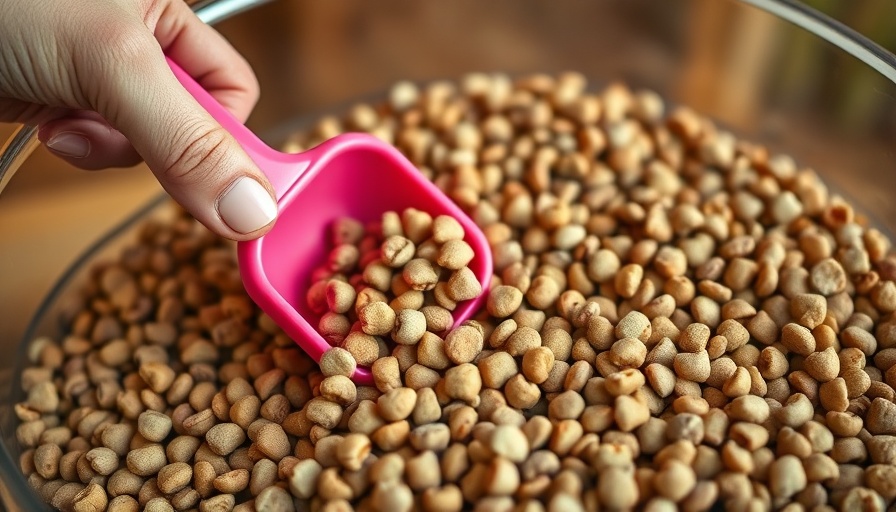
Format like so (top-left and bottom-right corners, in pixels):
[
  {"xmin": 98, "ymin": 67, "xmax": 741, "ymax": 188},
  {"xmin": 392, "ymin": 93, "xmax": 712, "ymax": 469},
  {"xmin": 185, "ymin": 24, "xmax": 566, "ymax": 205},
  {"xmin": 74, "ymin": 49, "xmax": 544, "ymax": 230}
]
[
  {"xmin": 320, "ymin": 348, "xmax": 357, "ymax": 378},
  {"xmin": 17, "ymin": 75, "xmax": 896, "ymax": 512}
]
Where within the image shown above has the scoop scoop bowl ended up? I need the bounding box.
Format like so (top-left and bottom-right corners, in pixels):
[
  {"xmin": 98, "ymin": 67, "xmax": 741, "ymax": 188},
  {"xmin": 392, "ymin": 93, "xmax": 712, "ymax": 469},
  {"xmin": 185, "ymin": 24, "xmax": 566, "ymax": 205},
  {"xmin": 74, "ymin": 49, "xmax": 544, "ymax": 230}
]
[{"xmin": 167, "ymin": 58, "xmax": 493, "ymax": 385}]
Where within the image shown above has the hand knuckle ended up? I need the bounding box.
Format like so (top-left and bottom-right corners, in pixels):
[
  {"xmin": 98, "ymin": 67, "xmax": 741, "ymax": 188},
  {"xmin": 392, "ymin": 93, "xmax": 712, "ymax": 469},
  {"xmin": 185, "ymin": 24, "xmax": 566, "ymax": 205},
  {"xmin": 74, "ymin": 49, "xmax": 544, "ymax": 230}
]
[{"xmin": 162, "ymin": 123, "xmax": 231, "ymax": 182}]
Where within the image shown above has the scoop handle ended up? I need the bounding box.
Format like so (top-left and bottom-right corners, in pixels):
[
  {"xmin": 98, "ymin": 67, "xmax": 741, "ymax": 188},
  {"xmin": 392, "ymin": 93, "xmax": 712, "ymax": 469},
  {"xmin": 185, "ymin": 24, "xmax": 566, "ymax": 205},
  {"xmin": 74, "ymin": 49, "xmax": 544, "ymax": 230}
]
[{"xmin": 165, "ymin": 57, "xmax": 302, "ymax": 199}]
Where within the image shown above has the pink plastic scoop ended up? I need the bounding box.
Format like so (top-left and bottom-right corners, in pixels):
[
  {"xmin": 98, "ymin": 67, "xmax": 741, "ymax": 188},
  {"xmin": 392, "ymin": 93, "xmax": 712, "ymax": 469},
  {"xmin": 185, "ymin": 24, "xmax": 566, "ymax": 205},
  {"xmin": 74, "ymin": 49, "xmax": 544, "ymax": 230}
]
[{"xmin": 167, "ymin": 58, "xmax": 492, "ymax": 385}]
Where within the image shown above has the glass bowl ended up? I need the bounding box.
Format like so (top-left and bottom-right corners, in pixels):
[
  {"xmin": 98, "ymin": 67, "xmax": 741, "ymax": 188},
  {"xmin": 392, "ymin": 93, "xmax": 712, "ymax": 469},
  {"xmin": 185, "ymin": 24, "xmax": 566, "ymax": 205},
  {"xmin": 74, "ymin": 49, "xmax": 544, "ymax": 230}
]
[{"xmin": 3, "ymin": 0, "xmax": 896, "ymax": 509}]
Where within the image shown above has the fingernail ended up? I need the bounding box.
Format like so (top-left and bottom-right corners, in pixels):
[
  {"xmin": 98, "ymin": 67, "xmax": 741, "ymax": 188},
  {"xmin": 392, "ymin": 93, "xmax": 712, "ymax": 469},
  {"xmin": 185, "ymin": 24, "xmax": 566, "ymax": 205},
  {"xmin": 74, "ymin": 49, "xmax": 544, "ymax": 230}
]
[
  {"xmin": 218, "ymin": 177, "xmax": 278, "ymax": 234},
  {"xmin": 46, "ymin": 132, "xmax": 91, "ymax": 158}
]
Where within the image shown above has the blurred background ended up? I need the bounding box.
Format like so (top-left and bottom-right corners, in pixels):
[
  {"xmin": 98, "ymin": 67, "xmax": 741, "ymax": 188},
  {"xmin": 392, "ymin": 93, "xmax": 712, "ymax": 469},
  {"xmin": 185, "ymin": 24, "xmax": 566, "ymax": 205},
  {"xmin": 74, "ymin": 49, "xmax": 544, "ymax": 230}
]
[{"xmin": 3, "ymin": 0, "xmax": 896, "ymax": 348}]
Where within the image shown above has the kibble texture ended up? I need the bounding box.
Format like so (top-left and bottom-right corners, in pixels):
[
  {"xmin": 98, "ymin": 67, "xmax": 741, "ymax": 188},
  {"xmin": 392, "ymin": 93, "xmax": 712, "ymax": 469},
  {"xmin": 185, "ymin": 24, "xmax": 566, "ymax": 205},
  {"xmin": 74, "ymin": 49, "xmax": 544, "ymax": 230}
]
[{"xmin": 15, "ymin": 74, "xmax": 896, "ymax": 512}]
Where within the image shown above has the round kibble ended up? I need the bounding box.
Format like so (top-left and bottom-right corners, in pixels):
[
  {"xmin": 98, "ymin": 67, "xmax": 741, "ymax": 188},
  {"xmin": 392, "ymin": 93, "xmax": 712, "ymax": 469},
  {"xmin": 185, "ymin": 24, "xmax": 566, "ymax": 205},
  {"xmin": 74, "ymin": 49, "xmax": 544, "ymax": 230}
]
[{"xmin": 14, "ymin": 74, "xmax": 896, "ymax": 512}]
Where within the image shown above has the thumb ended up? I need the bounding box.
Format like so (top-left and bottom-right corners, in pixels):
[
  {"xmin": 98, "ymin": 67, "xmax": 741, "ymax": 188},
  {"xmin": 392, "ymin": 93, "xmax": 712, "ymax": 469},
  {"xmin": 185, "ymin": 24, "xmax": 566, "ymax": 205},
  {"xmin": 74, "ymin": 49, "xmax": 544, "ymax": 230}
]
[{"xmin": 90, "ymin": 29, "xmax": 277, "ymax": 240}]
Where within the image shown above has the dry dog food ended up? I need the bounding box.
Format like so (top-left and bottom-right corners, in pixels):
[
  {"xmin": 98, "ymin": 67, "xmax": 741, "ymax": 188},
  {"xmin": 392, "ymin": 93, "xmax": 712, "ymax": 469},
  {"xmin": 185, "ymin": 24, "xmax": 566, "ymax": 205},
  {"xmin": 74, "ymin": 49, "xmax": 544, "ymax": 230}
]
[{"xmin": 16, "ymin": 72, "xmax": 896, "ymax": 512}]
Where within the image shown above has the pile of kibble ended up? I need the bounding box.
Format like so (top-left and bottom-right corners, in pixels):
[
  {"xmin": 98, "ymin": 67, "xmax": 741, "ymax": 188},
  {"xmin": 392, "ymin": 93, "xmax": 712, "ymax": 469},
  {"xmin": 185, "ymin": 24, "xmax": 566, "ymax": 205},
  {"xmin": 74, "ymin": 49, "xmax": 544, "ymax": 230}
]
[{"xmin": 16, "ymin": 72, "xmax": 896, "ymax": 512}]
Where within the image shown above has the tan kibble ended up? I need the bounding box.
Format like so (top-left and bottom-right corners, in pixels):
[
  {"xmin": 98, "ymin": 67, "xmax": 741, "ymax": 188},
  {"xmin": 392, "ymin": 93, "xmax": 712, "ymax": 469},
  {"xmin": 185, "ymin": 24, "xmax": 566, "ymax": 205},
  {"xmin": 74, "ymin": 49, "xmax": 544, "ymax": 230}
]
[
  {"xmin": 402, "ymin": 208, "xmax": 433, "ymax": 244},
  {"xmin": 769, "ymin": 454, "xmax": 807, "ymax": 499},
  {"xmin": 256, "ymin": 423, "xmax": 290, "ymax": 462},
  {"xmin": 505, "ymin": 374, "xmax": 541, "ymax": 410},
  {"xmin": 615, "ymin": 311, "xmax": 652, "ymax": 342},
  {"xmin": 645, "ymin": 364, "xmax": 676, "ymax": 398},
  {"xmin": 781, "ymin": 323, "xmax": 816, "ymax": 356},
  {"xmin": 678, "ymin": 323, "xmax": 710, "ymax": 352},
  {"xmin": 726, "ymin": 395, "xmax": 770, "ymax": 423},
  {"xmin": 526, "ymin": 275, "xmax": 560, "ymax": 310},
  {"xmin": 289, "ymin": 459, "xmax": 322, "ymax": 499},
  {"xmin": 403, "ymin": 258, "xmax": 440, "ymax": 291},
  {"xmin": 377, "ymin": 387, "xmax": 417, "ymax": 422},
  {"xmin": 479, "ymin": 352, "xmax": 519, "ymax": 389},
  {"xmin": 139, "ymin": 362, "xmax": 176, "ymax": 394},
  {"xmin": 867, "ymin": 397, "xmax": 896, "ymax": 435},
  {"xmin": 673, "ymin": 351, "xmax": 710, "ymax": 382},
  {"xmin": 447, "ymin": 267, "xmax": 482, "ymax": 302},
  {"xmin": 343, "ymin": 331, "xmax": 380, "ymax": 367},
  {"xmin": 157, "ymin": 462, "xmax": 192, "ymax": 494},
  {"xmin": 521, "ymin": 347, "xmax": 555, "ymax": 385},
  {"xmin": 137, "ymin": 410, "xmax": 172, "ymax": 443},
  {"xmin": 610, "ymin": 338, "xmax": 648, "ymax": 368},
  {"xmin": 331, "ymin": 433, "xmax": 371, "ymax": 473},
  {"xmin": 444, "ymin": 323, "xmax": 484, "ymax": 364},
  {"xmin": 382, "ymin": 236, "xmax": 416, "ymax": 268},
  {"xmin": 416, "ymin": 332, "xmax": 450, "ymax": 371},
  {"xmin": 804, "ymin": 347, "xmax": 839, "ymax": 382},
  {"xmin": 791, "ymin": 293, "xmax": 827, "ymax": 329},
  {"xmin": 126, "ymin": 444, "xmax": 166, "ymax": 476},
  {"xmin": 757, "ymin": 346, "xmax": 788, "ymax": 381},
  {"xmin": 598, "ymin": 465, "xmax": 639, "ymax": 509},
  {"xmin": 809, "ymin": 258, "xmax": 847, "ymax": 296},
  {"xmin": 487, "ymin": 286, "xmax": 524, "ymax": 318},
  {"xmin": 445, "ymin": 364, "xmax": 482, "ymax": 405},
  {"xmin": 72, "ymin": 483, "xmax": 107, "ymax": 512},
  {"xmin": 548, "ymin": 390, "xmax": 586, "ymax": 421},
  {"xmin": 325, "ymin": 280, "xmax": 357, "ymax": 315},
  {"xmin": 320, "ymin": 347, "xmax": 357, "ymax": 378},
  {"xmin": 819, "ymin": 378, "xmax": 849, "ymax": 412},
  {"xmin": 320, "ymin": 375, "xmax": 358, "ymax": 406},
  {"xmin": 615, "ymin": 393, "xmax": 650, "ymax": 432},
  {"xmin": 359, "ymin": 301, "xmax": 396, "ymax": 336},
  {"xmin": 842, "ymin": 326, "xmax": 877, "ymax": 356},
  {"xmin": 420, "ymin": 306, "xmax": 454, "ymax": 332},
  {"xmin": 615, "ymin": 264, "xmax": 644, "ymax": 299},
  {"xmin": 438, "ymin": 240, "xmax": 475, "ymax": 271},
  {"xmin": 505, "ymin": 326, "xmax": 542, "ymax": 357},
  {"xmin": 206, "ymin": 423, "xmax": 246, "ymax": 456},
  {"xmin": 605, "ymin": 368, "xmax": 646, "ymax": 396}
]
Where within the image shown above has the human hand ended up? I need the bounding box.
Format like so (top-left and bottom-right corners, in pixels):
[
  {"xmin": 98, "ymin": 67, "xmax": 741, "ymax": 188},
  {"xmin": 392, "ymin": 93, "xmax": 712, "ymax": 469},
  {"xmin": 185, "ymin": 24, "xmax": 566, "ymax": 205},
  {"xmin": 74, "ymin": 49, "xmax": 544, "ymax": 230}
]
[{"xmin": 0, "ymin": 0, "xmax": 277, "ymax": 239}]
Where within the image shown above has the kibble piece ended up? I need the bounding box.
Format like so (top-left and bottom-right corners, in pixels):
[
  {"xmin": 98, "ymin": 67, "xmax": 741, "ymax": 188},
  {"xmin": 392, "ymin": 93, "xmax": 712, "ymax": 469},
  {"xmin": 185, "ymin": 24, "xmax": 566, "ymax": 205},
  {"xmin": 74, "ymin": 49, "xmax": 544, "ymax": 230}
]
[
  {"xmin": 804, "ymin": 347, "xmax": 839, "ymax": 382},
  {"xmin": 610, "ymin": 338, "xmax": 648, "ymax": 368},
  {"xmin": 289, "ymin": 459, "xmax": 322, "ymax": 499},
  {"xmin": 359, "ymin": 301, "xmax": 397, "ymax": 336},
  {"xmin": 403, "ymin": 258, "xmax": 440, "ymax": 291},
  {"xmin": 16, "ymin": 74, "xmax": 896, "ymax": 512},
  {"xmin": 521, "ymin": 347, "xmax": 555, "ymax": 385},
  {"xmin": 790, "ymin": 293, "xmax": 827, "ymax": 329},
  {"xmin": 487, "ymin": 286, "xmax": 524, "ymax": 318},
  {"xmin": 72, "ymin": 483, "xmax": 107, "ymax": 512},
  {"xmin": 157, "ymin": 462, "xmax": 192, "ymax": 494},
  {"xmin": 678, "ymin": 323, "xmax": 710, "ymax": 353},
  {"xmin": 672, "ymin": 351, "xmax": 710, "ymax": 382},
  {"xmin": 377, "ymin": 388, "xmax": 417, "ymax": 422},
  {"xmin": 320, "ymin": 348, "xmax": 357, "ymax": 378},
  {"xmin": 727, "ymin": 395, "xmax": 770, "ymax": 423},
  {"xmin": 206, "ymin": 423, "xmax": 246, "ymax": 456},
  {"xmin": 809, "ymin": 258, "xmax": 847, "ymax": 296},
  {"xmin": 137, "ymin": 410, "xmax": 172, "ymax": 443},
  {"xmin": 444, "ymin": 323, "xmax": 485, "ymax": 364},
  {"xmin": 382, "ymin": 236, "xmax": 416, "ymax": 268},
  {"xmin": 769, "ymin": 455, "xmax": 807, "ymax": 499},
  {"xmin": 866, "ymin": 398, "xmax": 896, "ymax": 435},
  {"xmin": 438, "ymin": 240, "xmax": 475, "ymax": 270},
  {"xmin": 598, "ymin": 466, "xmax": 639, "ymax": 509},
  {"xmin": 256, "ymin": 423, "xmax": 290, "ymax": 462},
  {"xmin": 126, "ymin": 444, "xmax": 166, "ymax": 476},
  {"xmin": 781, "ymin": 323, "xmax": 816, "ymax": 356},
  {"xmin": 447, "ymin": 267, "xmax": 482, "ymax": 302}
]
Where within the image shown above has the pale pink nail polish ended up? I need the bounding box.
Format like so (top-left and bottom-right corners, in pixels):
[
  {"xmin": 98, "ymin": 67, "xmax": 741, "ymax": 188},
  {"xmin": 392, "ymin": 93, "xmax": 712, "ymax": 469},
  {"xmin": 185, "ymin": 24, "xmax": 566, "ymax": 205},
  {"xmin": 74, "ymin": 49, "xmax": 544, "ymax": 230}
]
[
  {"xmin": 218, "ymin": 177, "xmax": 278, "ymax": 234},
  {"xmin": 46, "ymin": 132, "xmax": 90, "ymax": 158}
]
